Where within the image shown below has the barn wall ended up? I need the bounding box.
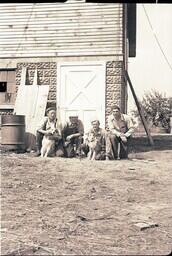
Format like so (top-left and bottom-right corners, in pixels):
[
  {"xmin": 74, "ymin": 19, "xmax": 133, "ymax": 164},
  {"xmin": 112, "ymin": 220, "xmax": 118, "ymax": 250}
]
[
  {"xmin": 0, "ymin": 2, "xmax": 123, "ymax": 58},
  {"xmin": 0, "ymin": 2, "xmax": 127, "ymax": 119},
  {"xmin": 15, "ymin": 60, "xmax": 125, "ymax": 125}
]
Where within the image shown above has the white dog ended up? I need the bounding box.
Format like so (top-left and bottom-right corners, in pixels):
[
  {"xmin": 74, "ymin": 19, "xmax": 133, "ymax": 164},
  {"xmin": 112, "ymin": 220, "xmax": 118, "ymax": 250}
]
[
  {"xmin": 87, "ymin": 133, "xmax": 102, "ymax": 160},
  {"xmin": 41, "ymin": 128, "xmax": 58, "ymax": 157}
]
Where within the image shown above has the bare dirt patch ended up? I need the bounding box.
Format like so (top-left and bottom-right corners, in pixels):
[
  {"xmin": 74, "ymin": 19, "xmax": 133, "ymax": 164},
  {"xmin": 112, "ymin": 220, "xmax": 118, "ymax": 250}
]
[{"xmin": 1, "ymin": 150, "xmax": 172, "ymax": 255}]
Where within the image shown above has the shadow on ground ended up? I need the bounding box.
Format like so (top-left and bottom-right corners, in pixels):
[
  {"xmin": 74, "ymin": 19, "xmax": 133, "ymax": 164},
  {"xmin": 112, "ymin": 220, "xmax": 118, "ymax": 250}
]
[{"xmin": 129, "ymin": 133, "xmax": 172, "ymax": 153}]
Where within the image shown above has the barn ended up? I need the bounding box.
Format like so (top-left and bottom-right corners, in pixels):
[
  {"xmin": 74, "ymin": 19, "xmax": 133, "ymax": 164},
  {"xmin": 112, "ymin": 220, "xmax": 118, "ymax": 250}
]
[{"xmin": 0, "ymin": 1, "xmax": 136, "ymax": 132}]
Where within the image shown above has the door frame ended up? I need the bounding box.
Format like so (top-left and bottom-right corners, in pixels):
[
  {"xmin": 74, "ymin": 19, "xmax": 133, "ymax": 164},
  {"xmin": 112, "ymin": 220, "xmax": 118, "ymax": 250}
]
[{"xmin": 57, "ymin": 61, "xmax": 106, "ymax": 127}]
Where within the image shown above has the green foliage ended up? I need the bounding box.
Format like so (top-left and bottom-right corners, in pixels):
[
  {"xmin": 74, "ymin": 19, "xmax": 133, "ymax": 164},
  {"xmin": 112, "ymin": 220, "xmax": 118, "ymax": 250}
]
[{"xmin": 132, "ymin": 90, "xmax": 172, "ymax": 131}]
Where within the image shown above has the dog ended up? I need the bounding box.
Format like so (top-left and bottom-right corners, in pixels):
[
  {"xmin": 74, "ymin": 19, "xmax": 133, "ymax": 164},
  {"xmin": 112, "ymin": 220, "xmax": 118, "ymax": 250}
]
[
  {"xmin": 41, "ymin": 128, "xmax": 58, "ymax": 157},
  {"xmin": 87, "ymin": 133, "xmax": 102, "ymax": 160}
]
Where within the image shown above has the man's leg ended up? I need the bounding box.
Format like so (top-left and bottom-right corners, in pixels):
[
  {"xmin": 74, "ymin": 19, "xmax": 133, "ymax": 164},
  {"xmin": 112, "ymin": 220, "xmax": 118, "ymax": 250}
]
[
  {"xmin": 74, "ymin": 136, "xmax": 83, "ymax": 156},
  {"xmin": 65, "ymin": 140, "xmax": 75, "ymax": 158},
  {"xmin": 34, "ymin": 131, "xmax": 43, "ymax": 156},
  {"xmin": 105, "ymin": 133, "xmax": 119, "ymax": 160},
  {"xmin": 119, "ymin": 138, "xmax": 129, "ymax": 159},
  {"xmin": 95, "ymin": 151, "xmax": 106, "ymax": 160},
  {"xmin": 80, "ymin": 143, "xmax": 89, "ymax": 157},
  {"xmin": 55, "ymin": 139, "xmax": 65, "ymax": 157}
]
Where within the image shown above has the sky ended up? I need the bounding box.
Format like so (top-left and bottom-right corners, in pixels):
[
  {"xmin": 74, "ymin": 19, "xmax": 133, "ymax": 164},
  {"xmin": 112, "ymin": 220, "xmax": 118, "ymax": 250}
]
[{"xmin": 128, "ymin": 4, "xmax": 172, "ymax": 113}]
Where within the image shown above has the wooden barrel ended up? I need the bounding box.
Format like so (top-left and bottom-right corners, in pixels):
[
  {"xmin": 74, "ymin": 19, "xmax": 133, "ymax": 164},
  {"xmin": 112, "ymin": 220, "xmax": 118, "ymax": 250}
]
[{"xmin": 1, "ymin": 115, "xmax": 26, "ymax": 151}]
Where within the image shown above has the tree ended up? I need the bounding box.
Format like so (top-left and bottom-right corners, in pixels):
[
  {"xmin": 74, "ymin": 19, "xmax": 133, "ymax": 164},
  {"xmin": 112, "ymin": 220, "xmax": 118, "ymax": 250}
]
[{"xmin": 132, "ymin": 90, "xmax": 171, "ymax": 132}]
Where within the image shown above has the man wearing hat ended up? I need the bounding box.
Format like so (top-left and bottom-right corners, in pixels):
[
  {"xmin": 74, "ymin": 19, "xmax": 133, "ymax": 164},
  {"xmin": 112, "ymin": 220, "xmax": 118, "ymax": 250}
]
[
  {"xmin": 84, "ymin": 117, "xmax": 106, "ymax": 160},
  {"xmin": 35, "ymin": 107, "xmax": 64, "ymax": 157},
  {"xmin": 61, "ymin": 113, "xmax": 84, "ymax": 158},
  {"xmin": 106, "ymin": 105, "xmax": 136, "ymax": 160}
]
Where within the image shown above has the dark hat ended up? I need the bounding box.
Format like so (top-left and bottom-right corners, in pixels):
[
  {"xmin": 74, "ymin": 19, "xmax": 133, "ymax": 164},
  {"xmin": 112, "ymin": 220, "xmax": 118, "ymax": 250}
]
[{"xmin": 46, "ymin": 107, "xmax": 56, "ymax": 114}]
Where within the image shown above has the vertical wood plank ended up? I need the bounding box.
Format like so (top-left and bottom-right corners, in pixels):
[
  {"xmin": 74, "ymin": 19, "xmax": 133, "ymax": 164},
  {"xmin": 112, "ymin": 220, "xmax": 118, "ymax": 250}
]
[
  {"xmin": 0, "ymin": 71, "xmax": 7, "ymax": 81},
  {"xmin": 14, "ymin": 66, "xmax": 49, "ymax": 150}
]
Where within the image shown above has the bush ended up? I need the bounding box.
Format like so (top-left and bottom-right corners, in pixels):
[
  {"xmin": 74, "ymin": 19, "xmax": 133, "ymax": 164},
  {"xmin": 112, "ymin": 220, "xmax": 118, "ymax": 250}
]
[{"xmin": 132, "ymin": 90, "xmax": 172, "ymax": 132}]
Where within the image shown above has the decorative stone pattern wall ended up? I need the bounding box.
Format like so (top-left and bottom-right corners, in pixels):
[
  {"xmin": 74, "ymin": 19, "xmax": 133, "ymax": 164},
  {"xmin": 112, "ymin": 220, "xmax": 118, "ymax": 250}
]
[
  {"xmin": 16, "ymin": 62, "xmax": 57, "ymax": 108},
  {"xmin": 14, "ymin": 61, "xmax": 126, "ymax": 126},
  {"xmin": 106, "ymin": 61, "xmax": 126, "ymax": 127}
]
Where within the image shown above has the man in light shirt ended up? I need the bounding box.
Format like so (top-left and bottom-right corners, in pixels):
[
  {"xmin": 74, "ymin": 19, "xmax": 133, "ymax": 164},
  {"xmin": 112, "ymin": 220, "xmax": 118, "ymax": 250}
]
[
  {"xmin": 35, "ymin": 107, "xmax": 64, "ymax": 157},
  {"xmin": 84, "ymin": 118, "xmax": 106, "ymax": 160},
  {"xmin": 106, "ymin": 105, "xmax": 136, "ymax": 160}
]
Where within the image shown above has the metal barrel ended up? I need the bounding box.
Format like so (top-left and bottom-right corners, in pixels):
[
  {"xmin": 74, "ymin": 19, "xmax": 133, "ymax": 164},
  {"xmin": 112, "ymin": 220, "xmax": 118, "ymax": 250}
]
[{"xmin": 1, "ymin": 115, "xmax": 26, "ymax": 151}]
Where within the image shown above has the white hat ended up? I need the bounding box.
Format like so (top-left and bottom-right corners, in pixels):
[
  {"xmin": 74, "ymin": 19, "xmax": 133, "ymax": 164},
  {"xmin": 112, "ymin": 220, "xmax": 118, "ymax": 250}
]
[{"xmin": 90, "ymin": 116, "xmax": 100, "ymax": 123}]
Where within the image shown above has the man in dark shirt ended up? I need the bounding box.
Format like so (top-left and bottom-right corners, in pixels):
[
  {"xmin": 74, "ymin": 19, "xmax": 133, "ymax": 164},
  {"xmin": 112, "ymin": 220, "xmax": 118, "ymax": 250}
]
[{"xmin": 62, "ymin": 114, "xmax": 84, "ymax": 158}]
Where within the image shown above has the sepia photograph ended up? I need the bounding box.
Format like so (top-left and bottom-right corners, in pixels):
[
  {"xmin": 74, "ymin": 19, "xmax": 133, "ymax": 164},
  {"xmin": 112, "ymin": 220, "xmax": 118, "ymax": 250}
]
[{"xmin": 0, "ymin": 1, "xmax": 172, "ymax": 255}]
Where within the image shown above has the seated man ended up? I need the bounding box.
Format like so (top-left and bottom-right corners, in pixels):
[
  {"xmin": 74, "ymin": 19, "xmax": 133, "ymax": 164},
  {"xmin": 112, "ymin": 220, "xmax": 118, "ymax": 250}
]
[
  {"xmin": 84, "ymin": 118, "xmax": 106, "ymax": 160},
  {"xmin": 106, "ymin": 105, "xmax": 136, "ymax": 160},
  {"xmin": 61, "ymin": 114, "xmax": 84, "ymax": 158},
  {"xmin": 35, "ymin": 107, "xmax": 64, "ymax": 157}
]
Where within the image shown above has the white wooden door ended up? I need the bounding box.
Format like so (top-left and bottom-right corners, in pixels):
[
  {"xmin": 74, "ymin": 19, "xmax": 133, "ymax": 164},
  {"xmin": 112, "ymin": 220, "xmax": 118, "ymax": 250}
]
[{"xmin": 57, "ymin": 62, "xmax": 106, "ymax": 132}]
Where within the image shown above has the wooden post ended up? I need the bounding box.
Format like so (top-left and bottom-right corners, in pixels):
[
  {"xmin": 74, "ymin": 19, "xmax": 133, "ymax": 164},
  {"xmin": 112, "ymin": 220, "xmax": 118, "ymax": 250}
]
[
  {"xmin": 125, "ymin": 71, "xmax": 154, "ymax": 146},
  {"xmin": 170, "ymin": 117, "xmax": 172, "ymax": 134}
]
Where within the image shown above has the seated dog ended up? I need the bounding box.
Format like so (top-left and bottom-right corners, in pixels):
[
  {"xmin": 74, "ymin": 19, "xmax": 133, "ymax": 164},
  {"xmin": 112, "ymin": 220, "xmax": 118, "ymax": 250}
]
[
  {"xmin": 41, "ymin": 128, "xmax": 58, "ymax": 157},
  {"xmin": 87, "ymin": 133, "xmax": 102, "ymax": 160}
]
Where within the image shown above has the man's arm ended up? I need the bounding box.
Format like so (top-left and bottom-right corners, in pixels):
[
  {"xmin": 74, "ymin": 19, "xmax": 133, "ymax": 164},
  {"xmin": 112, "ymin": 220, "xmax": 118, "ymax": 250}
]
[
  {"xmin": 67, "ymin": 120, "xmax": 84, "ymax": 140},
  {"xmin": 124, "ymin": 115, "xmax": 136, "ymax": 137},
  {"xmin": 107, "ymin": 115, "xmax": 121, "ymax": 137},
  {"xmin": 77, "ymin": 120, "xmax": 84, "ymax": 136},
  {"xmin": 36, "ymin": 117, "xmax": 51, "ymax": 135}
]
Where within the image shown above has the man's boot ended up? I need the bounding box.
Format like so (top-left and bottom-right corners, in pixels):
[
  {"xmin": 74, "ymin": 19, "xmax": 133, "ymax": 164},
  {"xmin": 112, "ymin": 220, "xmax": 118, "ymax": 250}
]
[
  {"xmin": 34, "ymin": 132, "xmax": 43, "ymax": 157},
  {"xmin": 34, "ymin": 148, "xmax": 41, "ymax": 157}
]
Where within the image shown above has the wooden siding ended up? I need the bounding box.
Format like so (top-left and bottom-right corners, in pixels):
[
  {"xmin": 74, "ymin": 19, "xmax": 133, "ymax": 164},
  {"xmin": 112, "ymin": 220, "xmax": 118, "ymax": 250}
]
[{"xmin": 0, "ymin": 2, "xmax": 123, "ymax": 58}]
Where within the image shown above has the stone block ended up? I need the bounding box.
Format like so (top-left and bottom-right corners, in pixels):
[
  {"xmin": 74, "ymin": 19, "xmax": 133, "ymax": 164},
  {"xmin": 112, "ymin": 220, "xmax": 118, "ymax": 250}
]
[
  {"xmin": 106, "ymin": 67, "xmax": 122, "ymax": 76},
  {"xmin": 15, "ymin": 70, "xmax": 22, "ymax": 78},
  {"xmin": 48, "ymin": 92, "xmax": 56, "ymax": 101},
  {"xmin": 50, "ymin": 69, "xmax": 57, "ymax": 77},
  {"xmin": 50, "ymin": 78, "xmax": 57, "ymax": 85},
  {"xmin": 106, "ymin": 61, "xmax": 114, "ymax": 68},
  {"xmin": 28, "ymin": 70, "xmax": 35, "ymax": 77},
  {"xmin": 50, "ymin": 62, "xmax": 57, "ymax": 69},
  {"xmin": 43, "ymin": 78, "xmax": 50, "ymax": 85},
  {"xmin": 43, "ymin": 70, "xmax": 51, "ymax": 77},
  {"xmin": 37, "ymin": 62, "xmax": 51, "ymax": 69},
  {"xmin": 49, "ymin": 85, "xmax": 56, "ymax": 92},
  {"xmin": 37, "ymin": 70, "xmax": 44, "ymax": 77},
  {"xmin": 27, "ymin": 63, "xmax": 37, "ymax": 69},
  {"xmin": 16, "ymin": 78, "xmax": 20, "ymax": 86}
]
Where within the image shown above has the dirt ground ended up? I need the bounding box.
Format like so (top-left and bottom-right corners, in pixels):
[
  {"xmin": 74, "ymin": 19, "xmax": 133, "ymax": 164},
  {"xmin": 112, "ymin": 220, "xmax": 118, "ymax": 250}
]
[{"xmin": 1, "ymin": 149, "xmax": 172, "ymax": 255}]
